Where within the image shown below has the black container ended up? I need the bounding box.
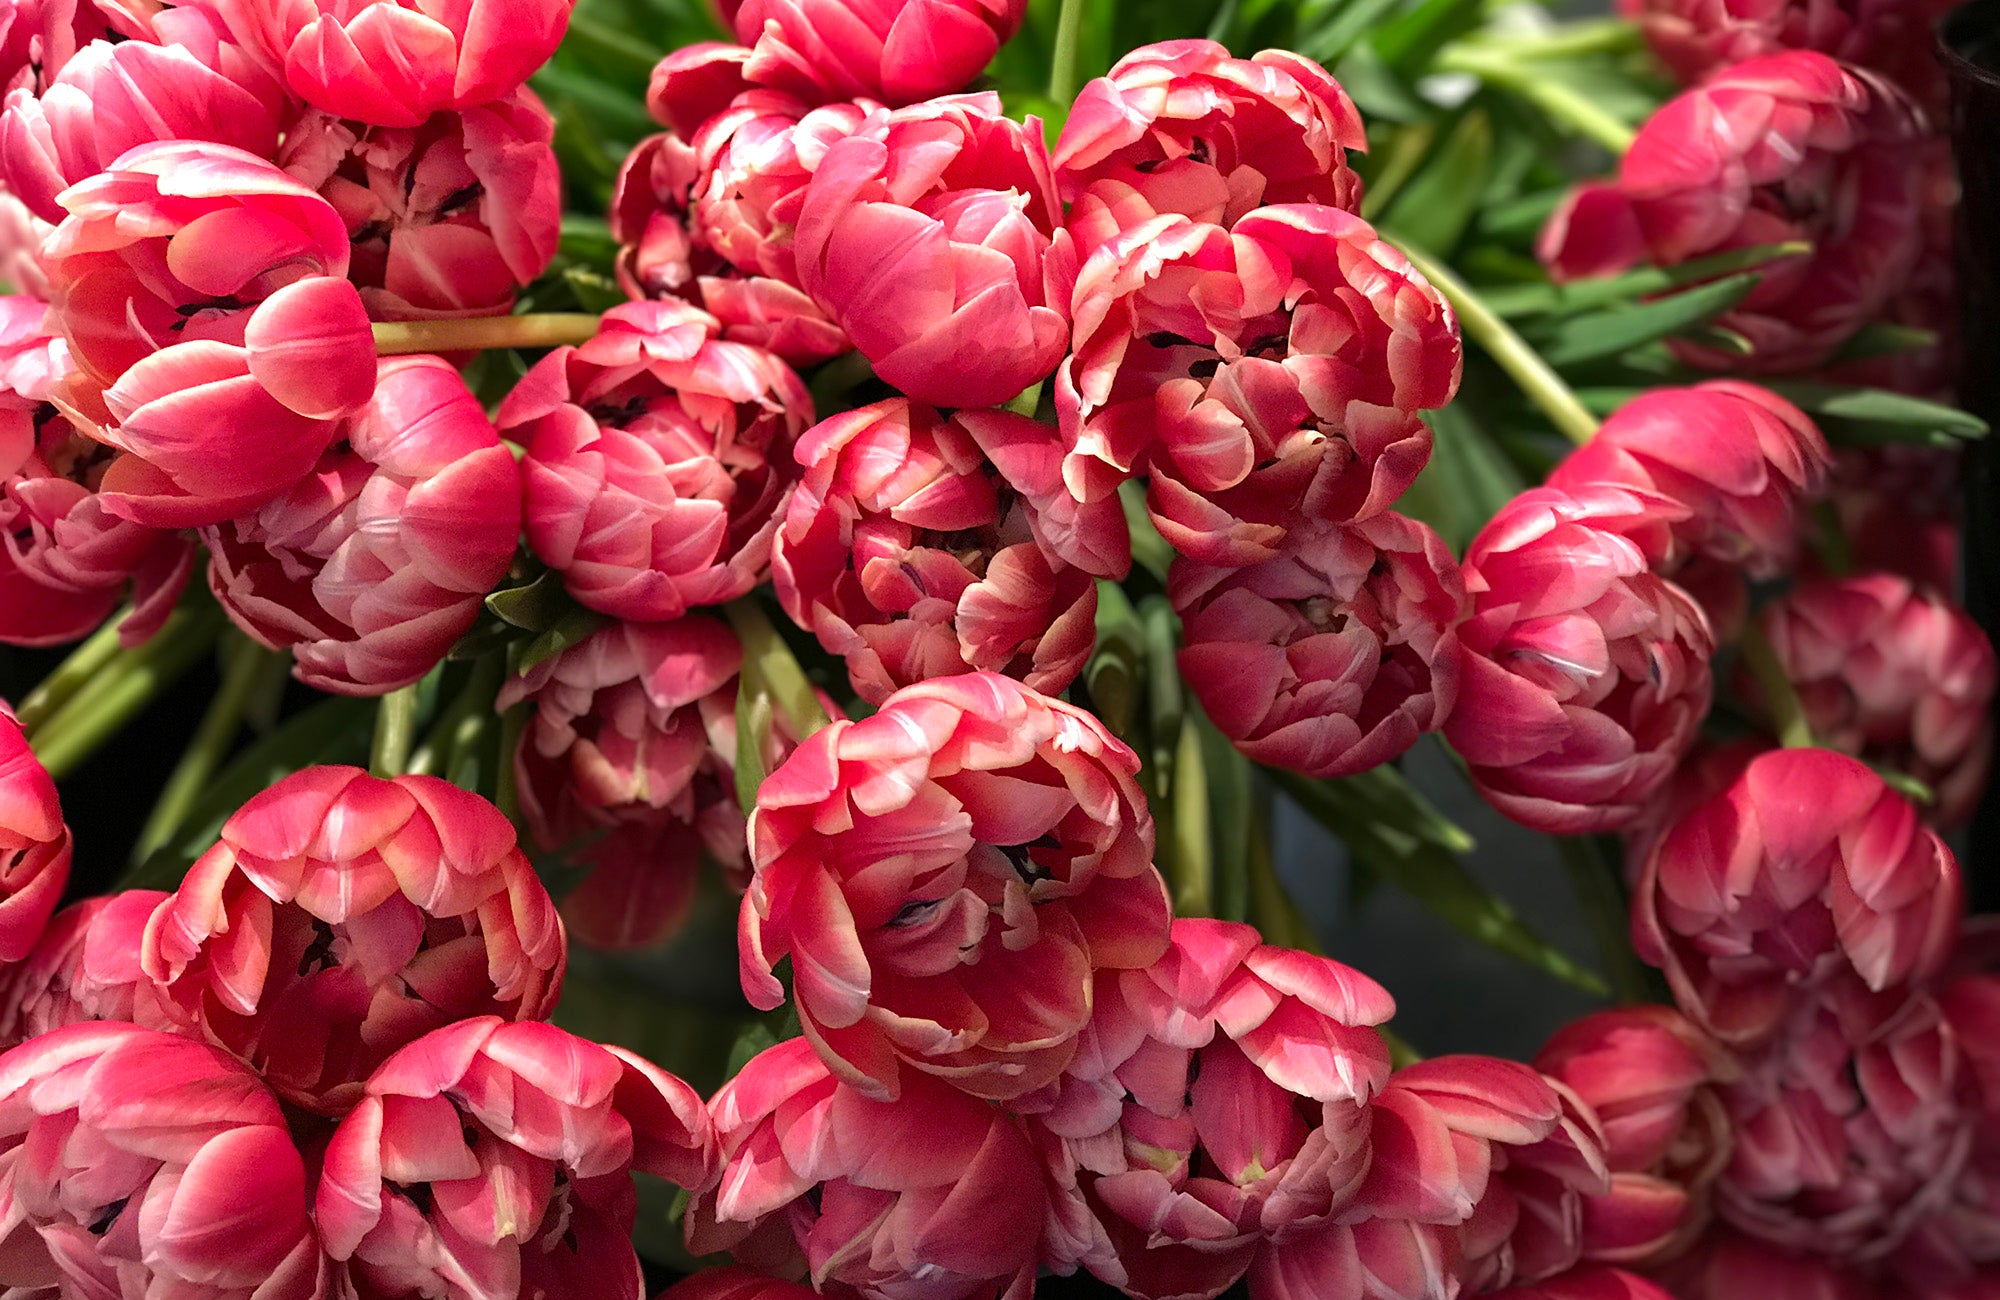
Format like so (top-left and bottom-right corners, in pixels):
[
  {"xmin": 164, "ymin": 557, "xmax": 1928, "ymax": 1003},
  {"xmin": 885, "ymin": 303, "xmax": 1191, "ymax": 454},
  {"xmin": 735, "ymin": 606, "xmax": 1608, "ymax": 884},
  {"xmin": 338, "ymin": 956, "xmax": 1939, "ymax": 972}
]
[{"xmin": 1944, "ymin": 0, "xmax": 2000, "ymax": 898}]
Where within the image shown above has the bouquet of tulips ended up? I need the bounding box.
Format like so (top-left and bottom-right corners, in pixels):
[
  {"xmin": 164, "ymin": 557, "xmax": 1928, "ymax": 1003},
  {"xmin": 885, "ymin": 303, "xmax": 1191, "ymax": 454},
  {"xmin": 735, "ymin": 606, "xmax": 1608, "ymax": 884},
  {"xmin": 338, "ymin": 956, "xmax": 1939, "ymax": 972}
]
[{"xmin": 0, "ymin": 0, "xmax": 1995, "ymax": 1297}]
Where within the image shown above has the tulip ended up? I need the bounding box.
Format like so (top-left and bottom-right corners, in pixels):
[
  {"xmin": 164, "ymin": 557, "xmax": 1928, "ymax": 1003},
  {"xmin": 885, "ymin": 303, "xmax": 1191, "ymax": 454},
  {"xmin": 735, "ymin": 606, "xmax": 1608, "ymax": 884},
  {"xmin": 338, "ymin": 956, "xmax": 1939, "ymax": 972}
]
[
  {"xmin": 1445, "ymin": 483, "xmax": 1714, "ymax": 834},
  {"xmin": 1546, "ymin": 382, "xmax": 1831, "ymax": 580},
  {"xmin": 0, "ymin": 888, "xmax": 170, "ymax": 1047},
  {"xmin": 1662, "ymin": 1232, "xmax": 1874, "ymax": 1300},
  {"xmin": 1053, "ymin": 40, "xmax": 1366, "ymax": 223},
  {"xmin": 793, "ymin": 93, "xmax": 1069, "ymax": 409},
  {"xmin": 318, "ymin": 1016, "xmax": 719, "ymax": 1300},
  {"xmin": 203, "ymin": 354, "xmax": 520, "ymax": 695},
  {"xmin": 0, "ymin": 704, "xmax": 68, "ymax": 964},
  {"xmin": 1059, "ymin": 201, "xmax": 1458, "ymax": 560},
  {"xmin": 0, "ymin": 0, "xmax": 160, "ymax": 94},
  {"xmin": 1483, "ymin": 1266, "xmax": 1680, "ymax": 1300},
  {"xmin": 1621, "ymin": 0, "xmax": 1955, "ymax": 106},
  {"xmin": 1027, "ymin": 919, "xmax": 1395, "ymax": 1300},
  {"xmin": 1538, "ymin": 51, "xmax": 1926, "ymax": 374},
  {"xmin": 1823, "ymin": 446, "xmax": 1962, "ymax": 595},
  {"xmin": 43, "ymin": 142, "xmax": 378, "ymax": 526},
  {"xmin": 1751, "ymin": 573, "xmax": 1996, "ymax": 829},
  {"xmin": 655, "ymin": 1268, "xmax": 819, "ymax": 1300},
  {"xmin": 0, "ymin": 297, "xmax": 193, "ymax": 647},
  {"xmin": 686, "ymin": 1037, "xmax": 1044, "ymax": 1300},
  {"xmin": 719, "ymin": 0, "xmax": 1029, "ymax": 107},
  {"xmin": 742, "ymin": 671, "xmax": 1171, "ymax": 1101},
  {"xmin": 771, "ymin": 398, "xmax": 1118, "ymax": 705},
  {"xmin": 1535, "ymin": 1007, "xmax": 1737, "ymax": 1266},
  {"xmin": 1632, "ymin": 747, "xmax": 1962, "ymax": 1049},
  {"xmin": 645, "ymin": 41, "xmax": 754, "ymax": 137},
  {"xmin": 502, "ymin": 300, "xmax": 810, "ymax": 623},
  {"xmin": 1172, "ymin": 512, "xmax": 1462, "ymax": 779},
  {"xmin": 0, "ymin": 1022, "xmax": 326, "ymax": 1300},
  {"xmin": 141, "ymin": 765, "xmax": 567, "ymax": 1114},
  {"xmin": 280, "ymin": 88, "xmax": 560, "ymax": 319}
]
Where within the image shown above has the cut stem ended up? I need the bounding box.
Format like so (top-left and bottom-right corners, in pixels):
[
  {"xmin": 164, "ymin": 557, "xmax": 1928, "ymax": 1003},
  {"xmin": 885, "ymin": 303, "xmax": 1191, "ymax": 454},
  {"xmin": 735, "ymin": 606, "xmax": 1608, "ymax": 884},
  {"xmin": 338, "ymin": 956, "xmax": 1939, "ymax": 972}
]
[
  {"xmin": 371, "ymin": 314, "xmax": 602, "ymax": 356},
  {"xmin": 1395, "ymin": 240, "xmax": 1602, "ymax": 447},
  {"xmin": 1435, "ymin": 44, "xmax": 1637, "ymax": 155},
  {"xmin": 725, "ymin": 599, "xmax": 830, "ymax": 741},
  {"xmin": 13, "ymin": 614, "xmax": 129, "ymax": 736},
  {"xmin": 1739, "ymin": 622, "xmax": 1817, "ymax": 749},
  {"xmin": 370, "ymin": 684, "xmax": 422, "ymax": 778},
  {"xmin": 30, "ymin": 606, "xmax": 225, "ymax": 781},
  {"xmin": 1049, "ymin": 0, "xmax": 1088, "ymax": 107},
  {"xmin": 131, "ymin": 635, "xmax": 275, "ymax": 865}
]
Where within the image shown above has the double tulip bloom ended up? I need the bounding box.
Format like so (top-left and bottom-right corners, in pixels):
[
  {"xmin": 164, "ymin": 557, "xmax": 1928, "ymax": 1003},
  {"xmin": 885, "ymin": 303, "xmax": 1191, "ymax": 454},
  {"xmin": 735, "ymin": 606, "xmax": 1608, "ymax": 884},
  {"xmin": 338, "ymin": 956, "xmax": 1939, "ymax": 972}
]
[{"xmin": 0, "ymin": 887, "xmax": 170, "ymax": 1047}]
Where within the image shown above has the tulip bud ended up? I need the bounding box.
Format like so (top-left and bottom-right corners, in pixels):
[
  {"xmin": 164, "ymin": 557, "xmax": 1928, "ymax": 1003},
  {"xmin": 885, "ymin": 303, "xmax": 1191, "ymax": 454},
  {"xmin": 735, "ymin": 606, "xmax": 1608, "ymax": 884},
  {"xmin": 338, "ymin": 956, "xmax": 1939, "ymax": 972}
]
[
  {"xmin": 1446, "ymin": 483, "xmax": 1714, "ymax": 834},
  {"xmin": 318, "ymin": 1017, "xmax": 718, "ymax": 1300},
  {"xmin": 141, "ymin": 765, "xmax": 567, "ymax": 1114},
  {"xmin": 744, "ymin": 671, "xmax": 1170, "ymax": 1101}
]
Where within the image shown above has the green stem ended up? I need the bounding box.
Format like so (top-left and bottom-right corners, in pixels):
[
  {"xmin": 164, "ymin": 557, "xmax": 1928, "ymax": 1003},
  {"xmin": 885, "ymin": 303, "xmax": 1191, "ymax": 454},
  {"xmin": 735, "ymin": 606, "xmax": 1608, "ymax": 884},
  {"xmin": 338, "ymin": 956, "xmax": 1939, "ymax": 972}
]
[
  {"xmin": 13, "ymin": 615, "xmax": 129, "ymax": 735},
  {"xmin": 724, "ymin": 599, "xmax": 830, "ymax": 740},
  {"xmin": 1246, "ymin": 815, "xmax": 1320, "ymax": 954},
  {"xmin": 31, "ymin": 606, "xmax": 225, "ymax": 781},
  {"xmin": 495, "ymin": 702, "xmax": 529, "ymax": 828},
  {"xmin": 131, "ymin": 635, "xmax": 274, "ymax": 865},
  {"xmin": 1049, "ymin": 0, "xmax": 1088, "ymax": 106},
  {"xmin": 1395, "ymin": 240, "xmax": 1601, "ymax": 447},
  {"xmin": 1457, "ymin": 18, "xmax": 1644, "ymax": 62},
  {"xmin": 1739, "ymin": 622, "xmax": 1816, "ymax": 749},
  {"xmin": 1168, "ymin": 718, "xmax": 1213, "ymax": 918},
  {"xmin": 370, "ymin": 684, "xmax": 421, "ymax": 778},
  {"xmin": 1435, "ymin": 44, "xmax": 1637, "ymax": 155},
  {"xmin": 407, "ymin": 658, "xmax": 505, "ymax": 779},
  {"xmin": 371, "ymin": 314, "xmax": 601, "ymax": 356},
  {"xmin": 1557, "ymin": 834, "xmax": 1653, "ymax": 1005}
]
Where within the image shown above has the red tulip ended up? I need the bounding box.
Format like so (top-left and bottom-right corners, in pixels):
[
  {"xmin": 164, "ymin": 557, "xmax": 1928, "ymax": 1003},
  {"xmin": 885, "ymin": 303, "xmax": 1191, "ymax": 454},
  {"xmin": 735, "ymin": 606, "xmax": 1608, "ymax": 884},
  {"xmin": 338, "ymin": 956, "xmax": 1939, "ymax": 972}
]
[
  {"xmin": 0, "ymin": 296, "xmax": 193, "ymax": 648},
  {"xmin": 1173, "ymin": 511, "xmax": 1463, "ymax": 779},
  {"xmin": 1546, "ymin": 382, "xmax": 1831, "ymax": 580},
  {"xmin": 1535, "ymin": 1007, "xmax": 1737, "ymax": 1267},
  {"xmin": 1058, "ymin": 200, "xmax": 1458, "ymax": 563},
  {"xmin": 204, "ymin": 354, "xmax": 521, "ymax": 695},
  {"xmin": 503, "ymin": 300, "xmax": 810, "ymax": 623},
  {"xmin": 771, "ymin": 398, "xmax": 1117, "ymax": 705},
  {"xmin": 281, "ymin": 88, "xmax": 560, "ymax": 319},
  {"xmin": 1538, "ymin": 51, "xmax": 1926, "ymax": 374},
  {"xmin": 793, "ymin": 93, "xmax": 1069, "ymax": 409},
  {"xmin": 0, "ymin": 1022, "xmax": 326, "ymax": 1300},
  {"xmin": 1445, "ymin": 483, "xmax": 1714, "ymax": 834},
  {"xmin": 0, "ymin": 0, "xmax": 159, "ymax": 94},
  {"xmin": 318, "ymin": 1016, "xmax": 718, "ymax": 1300},
  {"xmin": 141, "ymin": 765, "xmax": 566, "ymax": 1114},
  {"xmin": 1752, "ymin": 573, "xmax": 1996, "ymax": 829},
  {"xmin": 0, "ymin": 888, "xmax": 170, "ymax": 1047},
  {"xmin": 1027, "ymin": 919, "xmax": 1395, "ymax": 1300},
  {"xmin": 718, "ymin": 0, "xmax": 1029, "ymax": 107},
  {"xmin": 686, "ymin": 1037, "xmax": 1044, "ymax": 1300},
  {"xmin": 1632, "ymin": 747, "xmax": 1962, "ymax": 1049},
  {"xmin": 0, "ymin": 704, "xmax": 68, "ymax": 963},
  {"xmin": 1054, "ymin": 40, "xmax": 1365, "ymax": 224},
  {"xmin": 742, "ymin": 671, "xmax": 1171, "ymax": 1101}
]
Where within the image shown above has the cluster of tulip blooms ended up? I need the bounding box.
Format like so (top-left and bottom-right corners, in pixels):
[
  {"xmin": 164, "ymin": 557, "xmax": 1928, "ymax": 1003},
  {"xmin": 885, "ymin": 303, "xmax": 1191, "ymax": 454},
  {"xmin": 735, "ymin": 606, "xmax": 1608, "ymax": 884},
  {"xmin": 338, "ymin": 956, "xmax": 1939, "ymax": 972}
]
[{"xmin": 0, "ymin": 0, "xmax": 1993, "ymax": 1297}]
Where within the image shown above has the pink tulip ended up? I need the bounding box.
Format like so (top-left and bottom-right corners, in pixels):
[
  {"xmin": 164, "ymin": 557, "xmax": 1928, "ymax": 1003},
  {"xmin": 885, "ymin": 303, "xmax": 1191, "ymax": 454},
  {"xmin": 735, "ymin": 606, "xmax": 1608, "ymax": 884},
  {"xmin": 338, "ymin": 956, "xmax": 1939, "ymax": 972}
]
[
  {"xmin": 281, "ymin": 88, "xmax": 560, "ymax": 319},
  {"xmin": 1621, "ymin": 0, "xmax": 1955, "ymax": 105},
  {"xmin": 655, "ymin": 1268, "xmax": 818, "ymax": 1300},
  {"xmin": 0, "ymin": 888, "xmax": 170, "ymax": 1047},
  {"xmin": 0, "ymin": 35, "xmax": 289, "ymax": 225},
  {"xmin": 1538, "ymin": 52, "xmax": 1926, "ymax": 374},
  {"xmin": 792, "ymin": 93, "xmax": 1069, "ymax": 409},
  {"xmin": 720, "ymin": 0, "xmax": 1029, "ymax": 107},
  {"xmin": 1663, "ymin": 1232, "xmax": 1874, "ymax": 1300},
  {"xmin": 203, "ymin": 353, "xmax": 520, "ymax": 695},
  {"xmin": 1823, "ymin": 446, "xmax": 1962, "ymax": 595},
  {"xmin": 1172, "ymin": 512, "xmax": 1463, "ymax": 779},
  {"xmin": 1026, "ymin": 919, "xmax": 1395, "ymax": 1300},
  {"xmin": 0, "ymin": 297, "xmax": 193, "ymax": 647},
  {"xmin": 318, "ymin": 1016, "xmax": 719, "ymax": 1300},
  {"xmin": 1751, "ymin": 573, "xmax": 1996, "ymax": 829},
  {"xmin": 686, "ymin": 1037, "xmax": 1044, "ymax": 1300},
  {"xmin": 1053, "ymin": 41, "xmax": 1365, "ymax": 223},
  {"xmin": 1546, "ymin": 382, "xmax": 1831, "ymax": 580},
  {"xmin": 1632, "ymin": 747, "xmax": 1962, "ymax": 1049},
  {"xmin": 502, "ymin": 300, "xmax": 810, "ymax": 623},
  {"xmin": 0, "ymin": 1022, "xmax": 326, "ymax": 1300},
  {"xmin": 0, "ymin": 704, "xmax": 68, "ymax": 964},
  {"xmin": 43, "ymin": 141, "xmax": 377, "ymax": 526},
  {"xmin": 1445, "ymin": 483, "xmax": 1714, "ymax": 834},
  {"xmin": 742, "ymin": 671, "xmax": 1171, "ymax": 1101},
  {"xmin": 189, "ymin": 0, "xmax": 575, "ymax": 127},
  {"xmin": 771, "ymin": 398, "xmax": 1118, "ymax": 705},
  {"xmin": 1484, "ymin": 1266, "xmax": 1679, "ymax": 1300},
  {"xmin": 1058, "ymin": 201, "xmax": 1458, "ymax": 561},
  {"xmin": 141, "ymin": 765, "xmax": 566, "ymax": 1114},
  {"xmin": 1535, "ymin": 1007, "xmax": 1737, "ymax": 1267},
  {"xmin": 0, "ymin": 0, "xmax": 159, "ymax": 94}
]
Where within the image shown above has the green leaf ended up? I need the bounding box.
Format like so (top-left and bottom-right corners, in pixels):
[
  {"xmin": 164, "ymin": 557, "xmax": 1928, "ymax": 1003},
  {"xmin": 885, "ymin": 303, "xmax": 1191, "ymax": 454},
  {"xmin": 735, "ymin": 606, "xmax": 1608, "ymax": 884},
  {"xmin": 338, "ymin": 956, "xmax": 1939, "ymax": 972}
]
[
  {"xmin": 1298, "ymin": 0, "xmax": 1409, "ymax": 65},
  {"xmin": 1537, "ymin": 272, "xmax": 1762, "ymax": 366},
  {"xmin": 1196, "ymin": 711, "xmax": 1254, "ymax": 924},
  {"xmin": 1828, "ymin": 322, "xmax": 1939, "ymax": 364},
  {"xmin": 1332, "ymin": 43, "xmax": 1428, "ymax": 122},
  {"xmin": 517, "ymin": 606, "xmax": 610, "ymax": 673},
  {"xmin": 1379, "ymin": 108, "xmax": 1492, "ymax": 255},
  {"xmin": 485, "ymin": 571, "xmax": 570, "ymax": 632},
  {"xmin": 1764, "ymin": 381, "xmax": 1991, "ymax": 446},
  {"xmin": 1369, "ymin": 0, "xmax": 1484, "ymax": 74},
  {"xmin": 1486, "ymin": 242, "xmax": 1810, "ymax": 318}
]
